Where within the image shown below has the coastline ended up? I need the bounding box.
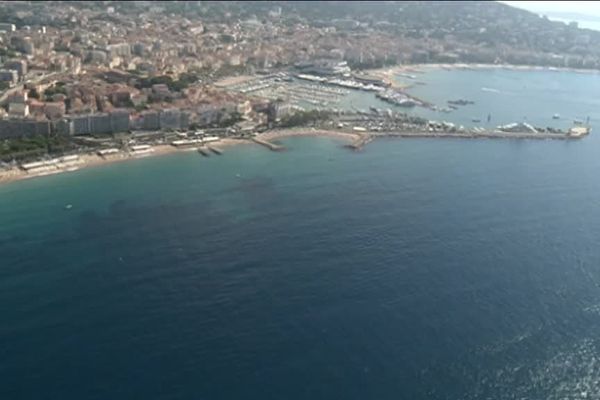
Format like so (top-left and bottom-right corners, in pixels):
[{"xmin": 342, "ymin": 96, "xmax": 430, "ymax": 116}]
[
  {"xmin": 256, "ymin": 128, "xmax": 361, "ymax": 143},
  {"xmin": 0, "ymin": 138, "xmax": 252, "ymax": 187},
  {"xmin": 2, "ymin": 56, "xmax": 595, "ymax": 188},
  {"xmin": 0, "ymin": 123, "xmax": 588, "ymax": 188},
  {"xmin": 0, "ymin": 131, "xmax": 358, "ymax": 187},
  {"xmin": 366, "ymin": 62, "xmax": 600, "ymax": 80}
]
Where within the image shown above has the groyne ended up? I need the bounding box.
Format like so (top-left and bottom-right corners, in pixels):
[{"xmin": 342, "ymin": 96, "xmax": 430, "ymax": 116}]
[
  {"xmin": 252, "ymin": 137, "xmax": 285, "ymax": 151},
  {"xmin": 345, "ymin": 135, "xmax": 373, "ymax": 150}
]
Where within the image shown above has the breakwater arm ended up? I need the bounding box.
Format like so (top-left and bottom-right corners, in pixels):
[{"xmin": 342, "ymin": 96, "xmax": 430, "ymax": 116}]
[
  {"xmin": 375, "ymin": 130, "xmax": 587, "ymax": 140},
  {"xmin": 252, "ymin": 137, "xmax": 285, "ymax": 151}
]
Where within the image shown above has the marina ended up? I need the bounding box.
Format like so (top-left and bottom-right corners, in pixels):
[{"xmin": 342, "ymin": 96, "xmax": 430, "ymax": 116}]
[
  {"xmin": 1, "ymin": 68, "xmax": 597, "ymax": 186},
  {"xmin": 218, "ymin": 68, "xmax": 507, "ymax": 126},
  {"xmin": 220, "ymin": 72, "xmax": 390, "ymax": 110}
]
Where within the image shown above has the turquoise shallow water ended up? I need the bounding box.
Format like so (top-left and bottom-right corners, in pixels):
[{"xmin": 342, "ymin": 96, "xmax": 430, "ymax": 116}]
[{"xmin": 3, "ymin": 70, "xmax": 600, "ymax": 399}]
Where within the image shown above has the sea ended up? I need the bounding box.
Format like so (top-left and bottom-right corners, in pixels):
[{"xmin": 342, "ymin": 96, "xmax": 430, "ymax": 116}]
[{"xmin": 2, "ymin": 68, "xmax": 600, "ymax": 400}]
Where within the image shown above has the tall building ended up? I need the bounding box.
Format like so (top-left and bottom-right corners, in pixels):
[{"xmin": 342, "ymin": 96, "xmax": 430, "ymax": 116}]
[
  {"xmin": 0, "ymin": 69, "xmax": 18, "ymax": 85},
  {"xmin": 4, "ymin": 59, "xmax": 27, "ymax": 80}
]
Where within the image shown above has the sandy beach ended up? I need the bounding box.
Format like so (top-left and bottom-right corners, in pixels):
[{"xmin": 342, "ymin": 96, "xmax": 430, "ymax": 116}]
[
  {"xmin": 0, "ymin": 138, "xmax": 253, "ymax": 187},
  {"xmin": 0, "ymin": 130, "xmax": 367, "ymax": 187}
]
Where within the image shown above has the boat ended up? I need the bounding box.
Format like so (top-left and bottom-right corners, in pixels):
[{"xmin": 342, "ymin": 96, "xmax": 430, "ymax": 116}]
[
  {"xmin": 448, "ymin": 99, "xmax": 475, "ymax": 106},
  {"xmin": 553, "ymin": 114, "xmax": 560, "ymax": 120},
  {"xmin": 472, "ymin": 118, "xmax": 481, "ymax": 123},
  {"xmin": 64, "ymin": 204, "xmax": 73, "ymax": 210}
]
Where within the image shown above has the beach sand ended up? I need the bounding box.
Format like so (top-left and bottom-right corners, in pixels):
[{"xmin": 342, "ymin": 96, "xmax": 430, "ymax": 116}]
[
  {"xmin": 0, "ymin": 131, "xmax": 364, "ymax": 187},
  {"xmin": 0, "ymin": 138, "xmax": 254, "ymax": 187},
  {"xmin": 0, "ymin": 136, "xmax": 318, "ymax": 187}
]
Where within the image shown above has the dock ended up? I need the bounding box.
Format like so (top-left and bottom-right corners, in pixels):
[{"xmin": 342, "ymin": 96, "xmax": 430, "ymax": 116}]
[
  {"xmin": 339, "ymin": 127, "xmax": 590, "ymax": 151},
  {"xmin": 208, "ymin": 146, "xmax": 222, "ymax": 155},
  {"xmin": 345, "ymin": 135, "xmax": 373, "ymax": 151},
  {"xmin": 252, "ymin": 137, "xmax": 285, "ymax": 151},
  {"xmin": 197, "ymin": 147, "xmax": 211, "ymax": 157}
]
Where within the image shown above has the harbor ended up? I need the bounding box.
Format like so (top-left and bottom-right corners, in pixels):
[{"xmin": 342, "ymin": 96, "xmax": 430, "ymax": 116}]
[
  {"xmin": 220, "ymin": 72, "xmax": 353, "ymax": 109},
  {"xmin": 1, "ymin": 67, "xmax": 596, "ymax": 186}
]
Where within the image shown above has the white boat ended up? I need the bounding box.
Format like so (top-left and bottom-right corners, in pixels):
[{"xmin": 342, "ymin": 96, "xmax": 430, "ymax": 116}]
[{"xmin": 553, "ymin": 114, "xmax": 560, "ymax": 120}]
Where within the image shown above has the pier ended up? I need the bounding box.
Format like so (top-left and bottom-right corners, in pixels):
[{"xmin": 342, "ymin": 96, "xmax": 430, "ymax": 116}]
[
  {"xmin": 252, "ymin": 137, "xmax": 285, "ymax": 151},
  {"xmin": 376, "ymin": 128, "xmax": 589, "ymax": 140},
  {"xmin": 345, "ymin": 135, "xmax": 373, "ymax": 151},
  {"xmin": 197, "ymin": 147, "xmax": 211, "ymax": 157},
  {"xmin": 208, "ymin": 146, "xmax": 223, "ymax": 155}
]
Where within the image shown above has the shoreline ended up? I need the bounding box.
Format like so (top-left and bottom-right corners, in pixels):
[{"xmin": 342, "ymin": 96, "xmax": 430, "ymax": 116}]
[
  {"xmin": 0, "ymin": 127, "xmax": 587, "ymax": 187},
  {"xmin": 0, "ymin": 130, "xmax": 361, "ymax": 187},
  {"xmin": 256, "ymin": 128, "xmax": 361, "ymax": 143},
  {"xmin": 0, "ymin": 138, "xmax": 252, "ymax": 187},
  {"xmin": 366, "ymin": 62, "xmax": 600, "ymax": 80}
]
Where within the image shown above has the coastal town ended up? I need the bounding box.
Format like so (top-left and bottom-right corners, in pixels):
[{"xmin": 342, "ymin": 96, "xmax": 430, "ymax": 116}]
[{"xmin": 0, "ymin": 1, "xmax": 594, "ymax": 183}]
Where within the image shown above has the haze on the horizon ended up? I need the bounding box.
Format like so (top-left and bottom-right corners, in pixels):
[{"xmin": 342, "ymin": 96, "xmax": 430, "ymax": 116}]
[
  {"xmin": 502, "ymin": 1, "xmax": 600, "ymax": 17},
  {"xmin": 502, "ymin": 1, "xmax": 600, "ymax": 31}
]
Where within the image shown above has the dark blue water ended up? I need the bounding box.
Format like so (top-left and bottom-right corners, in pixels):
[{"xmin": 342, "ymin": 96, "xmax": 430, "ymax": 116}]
[{"xmin": 2, "ymin": 134, "xmax": 600, "ymax": 399}]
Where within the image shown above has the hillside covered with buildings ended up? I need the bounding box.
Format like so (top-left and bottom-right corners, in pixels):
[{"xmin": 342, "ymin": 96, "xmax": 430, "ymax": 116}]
[{"xmin": 0, "ymin": 0, "xmax": 597, "ymax": 162}]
